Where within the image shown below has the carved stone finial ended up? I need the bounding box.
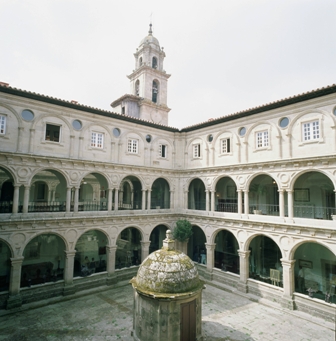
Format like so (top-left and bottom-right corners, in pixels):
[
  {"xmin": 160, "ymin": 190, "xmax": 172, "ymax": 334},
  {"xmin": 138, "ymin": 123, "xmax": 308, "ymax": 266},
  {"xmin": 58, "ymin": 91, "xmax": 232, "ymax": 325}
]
[{"xmin": 162, "ymin": 229, "xmax": 175, "ymax": 251}]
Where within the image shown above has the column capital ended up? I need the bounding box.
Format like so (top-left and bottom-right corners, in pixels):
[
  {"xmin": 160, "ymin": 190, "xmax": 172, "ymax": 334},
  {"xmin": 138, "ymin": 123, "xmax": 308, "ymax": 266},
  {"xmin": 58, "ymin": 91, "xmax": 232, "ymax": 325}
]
[
  {"xmin": 140, "ymin": 241, "xmax": 151, "ymax": 247},
  {"xmin": 64, "ymin": 250, "xmax": 77, "ymax": 258},
  {"xmin": 205, "ymin": 243, "xmax": 216, "ymax": 251},
  {"xmin": 238, "ymin": 250, "xmax": 251, "ymax": 259},
  {"xmin": 286, "ymin": 189, "xmax": 293, "ymax": 194},
  {"xmin": 106, "ymin": 245, "xmax": 118, "ymax": 252},
  {"xmin": 280, "ymin": 259, "xmax": 296, "ymax": 269},
  {"xmin": 10, "ymin": 257, "xmax": 24, "ymax": 266}
]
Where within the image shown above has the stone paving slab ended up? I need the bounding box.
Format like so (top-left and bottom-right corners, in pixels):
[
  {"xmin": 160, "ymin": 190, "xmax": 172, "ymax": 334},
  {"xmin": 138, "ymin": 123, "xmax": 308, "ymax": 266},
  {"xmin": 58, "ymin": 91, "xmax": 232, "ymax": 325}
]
[{"xmin": 0, "ymin": 284, "xmax": 335, "ymax": 341}]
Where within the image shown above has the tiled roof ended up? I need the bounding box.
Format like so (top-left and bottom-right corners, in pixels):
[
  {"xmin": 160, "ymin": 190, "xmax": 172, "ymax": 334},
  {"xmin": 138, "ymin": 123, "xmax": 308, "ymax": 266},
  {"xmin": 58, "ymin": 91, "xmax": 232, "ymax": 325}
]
[
  {"xmin": 0, "ymin": 84, "xmax": 179, "ymax": 132},
  {"xmin": 180, "ymin": 84, "xmax": 336, "ymax": 132}
]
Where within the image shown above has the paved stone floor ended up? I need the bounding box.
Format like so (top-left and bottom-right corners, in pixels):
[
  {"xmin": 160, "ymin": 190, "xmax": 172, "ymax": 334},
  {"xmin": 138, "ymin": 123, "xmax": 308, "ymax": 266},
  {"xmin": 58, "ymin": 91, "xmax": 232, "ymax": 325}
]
[{"xmin": 0, "ymin": 284, "xmax": 335, "ymax": 341}]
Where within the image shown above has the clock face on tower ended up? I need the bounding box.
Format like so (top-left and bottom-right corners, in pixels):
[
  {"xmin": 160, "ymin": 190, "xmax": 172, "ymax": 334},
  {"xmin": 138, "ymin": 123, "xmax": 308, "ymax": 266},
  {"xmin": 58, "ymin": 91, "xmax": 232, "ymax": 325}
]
[{"xmin": 150, "ymin": 109, "xmax": 162, "ymax": 124}]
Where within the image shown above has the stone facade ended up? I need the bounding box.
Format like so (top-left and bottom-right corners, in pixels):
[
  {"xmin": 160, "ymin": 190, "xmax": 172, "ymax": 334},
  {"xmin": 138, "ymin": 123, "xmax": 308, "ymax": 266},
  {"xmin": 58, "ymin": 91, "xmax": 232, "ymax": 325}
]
[{"xmin": 0, "ymin": 26, "xmax": 335, "ymax": 323}]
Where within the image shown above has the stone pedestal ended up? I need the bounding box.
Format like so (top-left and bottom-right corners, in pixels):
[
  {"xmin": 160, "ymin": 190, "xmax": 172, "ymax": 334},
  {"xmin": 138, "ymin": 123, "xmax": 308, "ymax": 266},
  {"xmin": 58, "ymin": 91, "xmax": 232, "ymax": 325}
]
[{"xmin": 6, "ymin": 294, "xmax": 22, "ymax": 309}]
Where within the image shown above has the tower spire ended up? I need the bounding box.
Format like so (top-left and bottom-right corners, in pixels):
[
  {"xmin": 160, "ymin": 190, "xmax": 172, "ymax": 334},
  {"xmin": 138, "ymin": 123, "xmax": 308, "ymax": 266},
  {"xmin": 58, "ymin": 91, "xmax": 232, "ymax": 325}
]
[{"xmin": 149, "ymin": 23, "xmax": 153, "ymax": 35}]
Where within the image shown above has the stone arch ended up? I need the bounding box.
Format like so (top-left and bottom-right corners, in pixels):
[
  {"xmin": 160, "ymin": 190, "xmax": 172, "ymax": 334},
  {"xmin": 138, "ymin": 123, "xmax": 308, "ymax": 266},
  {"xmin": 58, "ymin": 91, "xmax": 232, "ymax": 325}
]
[
  {"xmin": 79, "ymin": 121, "xmax": 113, "ymax": 141},
  {"xmin": 21, "ymin": 231, "xmax": 69, "ymax": 253},
  {"xmin": 245, "ymin": 171, "xmax": 280, "ymax": 190},
  {"xmin": 188, "ymin": 224, "xmax": 207, "ymax": 262},
  {"xmin": 149, "ymin": 224, "xmax": 168, "ymax": 253},
  {"xmin": 28, "ymin": 167, "xmax": 71, "ymax": 186},
  {"xmin": 31, "ymin": 112, "xmax": 73, "ymax": 132},
  {"xmin": 289, "ymin": 169, "xmax": 336, "ymax": 191},
  {"xmin": 0, "ymin": 238, "xmax": 14, "ymax": 258},
  {"xmin": 0, "ymin": 102, "xmax": 23, "ymax": 128},
  {"xmin": 151, "ymin": 177, "xmax": 171, "ymax": 209},
  {"xmin": 288, "ymin": 239, "xmax": 336, "ymax": 260}
]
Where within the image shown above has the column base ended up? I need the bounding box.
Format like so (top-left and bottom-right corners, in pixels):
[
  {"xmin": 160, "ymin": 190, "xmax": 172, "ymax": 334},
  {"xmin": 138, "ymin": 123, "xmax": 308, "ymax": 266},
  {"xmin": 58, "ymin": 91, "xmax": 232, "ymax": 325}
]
[
  {"xmin": 106, "ymin": 274, "xmax": 118, "ymax": 286},
  {"xmin": 63, "ymin": 285, "xmax": 76, "ymax": 296},
  {"xmin": 203, "ymin": 269, "xmax": 213, "ymax": 281},
  {"xmin": 6, "ymin": 294, "xmax": 22, "ymax": 309},
  {"xmin": 280, "ymin": 296, "xmax": 294, "ymax": 310},
  {"xmin": 237, "ymin": 281, "xmax": 248, "ymax": 294}
]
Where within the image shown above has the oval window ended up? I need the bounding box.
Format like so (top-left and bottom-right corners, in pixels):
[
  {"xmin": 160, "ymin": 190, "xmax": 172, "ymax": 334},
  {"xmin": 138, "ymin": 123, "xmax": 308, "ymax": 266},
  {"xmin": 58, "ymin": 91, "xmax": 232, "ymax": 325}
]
[
  {"xmin": 21, "ymin": 109, "xmax": 34, "ymax": 121},
  {"xmin": 72, "ymin": 120, "xmax": 82, "ymax": 130},
  {"xmin": 207, "ymin": 134, "xmax": 213, "ymax": 142},
  {"xmin": 239, "ymin": 127, "xmax": 246, "ymax": 137},
  {"xmin": 279, "ymin": 117, "xmax": 289, "ymax": 128},
  {"xmin": 146, "ymin": 134, "xmax": 152, "ymax": 143},
  {"xmin": 113, "ymin": 128, "xmax": 121, "ymax": 137}
]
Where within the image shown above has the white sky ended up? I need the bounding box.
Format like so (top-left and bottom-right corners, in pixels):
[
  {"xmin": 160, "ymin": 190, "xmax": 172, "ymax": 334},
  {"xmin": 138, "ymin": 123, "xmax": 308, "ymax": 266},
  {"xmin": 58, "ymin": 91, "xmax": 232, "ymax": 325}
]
[{"xmin": 1, "ymin": 0, "xmax": 336, "ymax": 129}]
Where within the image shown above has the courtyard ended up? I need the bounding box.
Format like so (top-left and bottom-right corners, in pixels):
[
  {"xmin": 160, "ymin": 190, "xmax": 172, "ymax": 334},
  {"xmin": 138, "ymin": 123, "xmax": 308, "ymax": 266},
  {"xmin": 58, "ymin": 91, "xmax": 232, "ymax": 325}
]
[{"xmin": 0, "ymin": 283, "xmax": 334, "ymax": 341}]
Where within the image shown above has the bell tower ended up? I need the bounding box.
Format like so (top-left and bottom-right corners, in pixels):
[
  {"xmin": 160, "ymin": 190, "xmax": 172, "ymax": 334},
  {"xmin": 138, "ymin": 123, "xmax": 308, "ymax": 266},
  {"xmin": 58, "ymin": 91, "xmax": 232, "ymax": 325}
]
[{"xmin": 111, "ymin": 24, "xmax": 171, "ymax": 125}]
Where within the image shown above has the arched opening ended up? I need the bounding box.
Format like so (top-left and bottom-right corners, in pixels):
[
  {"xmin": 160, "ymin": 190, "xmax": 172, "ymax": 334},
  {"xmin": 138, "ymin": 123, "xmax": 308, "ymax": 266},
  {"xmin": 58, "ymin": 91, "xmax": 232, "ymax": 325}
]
[
  {"xmin": 249, "ymin": 174, "xmax": 279, "ymax": 215},
  {"xmin": 119, "ymin": 176, "xmax": 143, "ymax": 210},
  {"xmin": 21, "ymin": 234, "xmax": 65, "ymax": 287},
  {"xmin": 152, "ymin": 80, "xmax": 158, "ymax": 103},
  {"xmin": 188, "ymin": 179, "xmax": 206, "ymax": 210},
  {"xmin": 151, "ymin": 178, "xmax": 170, "ymax": 209},
  {"xmin": 149, "ymin": 225, "xmax": 167, "ymax": 253},
  {"xmin": 152, "ymin": 56, "xmax": 157, "ymax": 69},
  {"xmin": 188, "ymin": 225, "xmax": 206, "ymax": 263},
  {"xmin": 0, "ymin": 167, "xmax": 15, "ymax": 213},
  {"xmin": 293, "ymin": 172, "xmax": 335, "ymax": 220},
  {"xmin": 116, "ymin": 227, "xmax": 142, "ymax": 269},
  {"xmin": 215, "ymin": 177, "xmax": 238, "ymax": 213},
  {"xmin": 0, "ymin": 240, "xmax": 11, "ymax": 291},
  {"xmin": 29, "ymin": 170, "xmax": 67, "ymax": 212},
  {"xmin": 139, "ymin": 57, "xmax": 143, "ymax": 67},
  {"xmin": 135, "ymin": 79, "xmax": 140, "ymax": 96},
  {"xmin": 294, "ymin": 242, "xmax": 336, "ymax": 302},
  {"xmin": 78, "ymin": 173, "xmax": 109, "ymax": 211},
  {"xmin": 214, "ymin": 230, "xmax": 239, "ymax": 274},
  {"xmin": 249, "ymin": 235, "xmax": 282, "ymax": 287},
  {"xmin": 74, "ymin": 230, "xmax": 108, "ymax": 277}
]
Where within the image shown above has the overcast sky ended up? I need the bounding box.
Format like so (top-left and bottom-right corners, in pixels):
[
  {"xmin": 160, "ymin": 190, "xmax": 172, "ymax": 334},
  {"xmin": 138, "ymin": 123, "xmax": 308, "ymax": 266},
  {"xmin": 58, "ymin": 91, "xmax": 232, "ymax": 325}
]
[{"xmin": 1, "ymin": 0, "xmax": 336, "ymax": 129}]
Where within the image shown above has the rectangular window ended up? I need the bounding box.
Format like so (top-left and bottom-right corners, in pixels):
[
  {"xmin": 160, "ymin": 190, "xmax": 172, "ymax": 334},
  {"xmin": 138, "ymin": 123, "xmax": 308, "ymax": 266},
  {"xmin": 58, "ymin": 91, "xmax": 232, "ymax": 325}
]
[
  {"xmin": 91, "ymin": 132, "xmax": 104, "ymax": 148},
  {"xmin": 128, "ymin": 139, "xmax": 138, "ymax": 154},
  {"xmin": 0, "ymin": 115, "xmax": 6, "ymax": 134},
  {"xmin": 302, "ymin": 120, "xmax": 319, "ymax": 141},
  {"xmin": 159, "ymin": 144, "xmax": 167, "ymax": 158},
  {"xmin": 193, "ymin": 144, "xmax": 201, "ymax": 158},
  {"xmin": 45, "ymin": 124, "xmax": 60, "ymax": 142},
  {"xmin": 220, "ymin": 138, "xmax": 231, "ymax": 154},
  {"xmin": 256, "ymin": 131, "xmax": 269, "ymax": 148}
]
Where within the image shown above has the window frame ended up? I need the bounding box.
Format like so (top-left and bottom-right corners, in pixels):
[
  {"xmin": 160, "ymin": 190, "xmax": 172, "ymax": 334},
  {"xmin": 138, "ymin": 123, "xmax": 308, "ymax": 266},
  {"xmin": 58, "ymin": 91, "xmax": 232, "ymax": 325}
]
[
  {"xmin": 301, "ymin": 120, "xmax": 320, "ymax": 142},
  {"xmin": 0, "ymin": 115, "xmax": 6, "ymax": 135},
  {"xmin": 45, "ymin": 123, "xmax": 61, "ymax": 143},
  {"xmin": 220, "ymin": 138, "xmax": 231, "ymax": 154},
  {"xmin": 159, "ymin": 144, "xmax": 168, "ymax": 158},
  {"xmin": 91, "ymin": 131, "xmax": 104, "ymax": 149},
  {"xmin": 193, "ymin": 143, "xmax": 201, "ymax": 158},
  {"xmin": 255, "ymin": 130, "xmax": 269, "ymax": 149},
  {"xmin": 127, "ymin": 138, "xmax": 139, "ymax": 154}
]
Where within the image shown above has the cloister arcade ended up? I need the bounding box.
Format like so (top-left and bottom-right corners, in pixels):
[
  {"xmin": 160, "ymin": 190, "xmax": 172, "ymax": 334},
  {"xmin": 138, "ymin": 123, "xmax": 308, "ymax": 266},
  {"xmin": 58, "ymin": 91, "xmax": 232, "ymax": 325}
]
[
  {"xmin": 1, "ymin": 226, "xmax": 335, "ymax": 304},
  {"xmin": 185, "ymin": 171, "xmax": 336, "ymax": 220}
]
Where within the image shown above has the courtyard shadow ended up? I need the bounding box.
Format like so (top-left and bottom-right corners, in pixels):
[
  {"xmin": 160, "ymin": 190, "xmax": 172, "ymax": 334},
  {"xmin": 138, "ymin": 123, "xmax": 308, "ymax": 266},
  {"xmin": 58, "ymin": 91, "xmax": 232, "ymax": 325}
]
[{"xmin": 202, "ymin": 320, "xmax": 255, "ymax": 341}]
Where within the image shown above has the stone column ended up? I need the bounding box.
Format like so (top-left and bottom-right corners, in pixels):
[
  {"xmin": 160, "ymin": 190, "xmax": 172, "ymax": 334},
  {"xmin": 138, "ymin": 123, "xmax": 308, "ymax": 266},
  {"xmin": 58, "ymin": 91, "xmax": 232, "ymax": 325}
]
[
  {"xmin": 184, "ymin": 190, "xmax": 188, "ymax": 209},
  {"xmin": 147, "ymin": 190, "xmax": 151, "ymax": 210},
  {"xmin": 142, "ymin": 189, "xmax": 146, "ymax": 210},
  {"xmin": 244, "ymin": 190, "xmax": 249, "ymax": 215},
  {"xmin": 63, "ymin": 250, "xmax": 76, "ymax": 296},
  {"xmin": 7, "ymin": 257, "xmax": 24, "ymax": 309},
  {"xmin": 287, "ymin": 190, "xmax": 293, "ymax": 219},
  {"xmin": 210, "ymin": 190, "xmax": 215, "ymax": 212},
  {"xmin": 108, "ymin": 188, "xmax": 113, "ymax": 211},
  {"xmin": 238, "ymin": 250, "xmax": 250, "ymax": 293},
  {"xmin": 12, "ymin": 185, "xmax": 20, "ymax": 214},
  {"xmin": 114, "ymin": 188, "xmax": 119, "ymax": 211},
  {"xmin": 66, "ymin": 187, "xmax": 71, "ymax": 212},
  {"xmin": 205, "ymin": 190, "xmax": 210, "ymax": 211},
  {"xmin": 140, "ymin": 241, "xmax": 151, "ymax": 263},
  {"xmin": 169, "ymin": 190, "xmax": 174, "ymax": 209},
  {"xmin": 279, "ymin": 189, "xmax": 285, "ymax": 218},
  {"xmin": 106, "ymin": 245, "xmax": 118, "ymax": 285},
  {"xmin": 106, "ymin": 245, "xmax": 118, "ymax": 274},
  {"xmin": 73, "ymin": 187, "xmax": 79, "ymax": 212},
  {"xmin": 281, "ymin": 259, "xmax": 296, "ymax": 310},
  {"xmin": 205, "ymin": 243, "xmax": 216, "ymax": 276},
  {"xmin": 237, "ymin": 189, "xmax": 243, "ymax": 214},
  {"xmin": 22, "ymin": 185, "xmax": 31, "ymax": 214}
]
